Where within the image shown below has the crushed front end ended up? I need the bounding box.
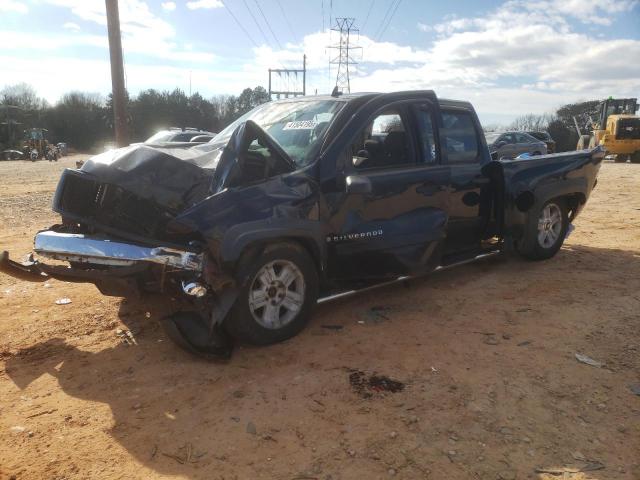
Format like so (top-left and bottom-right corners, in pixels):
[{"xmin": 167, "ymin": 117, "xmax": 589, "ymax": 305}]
[{"xmin": 0, "ymin": 144, "xmax": 235, "ymax": 358}]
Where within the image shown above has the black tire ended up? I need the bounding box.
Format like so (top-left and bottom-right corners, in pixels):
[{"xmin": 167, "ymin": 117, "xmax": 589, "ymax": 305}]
[
  {"xmin": 630, "ymin": 152, "xmax": 640, "ymax": 164},
  {"xmin": 532, "ymin": 151, "xmax": 541, "ymax": 156},
  {"xmin": 224, "ymin": 241, "xmax": 319, "ymax": 345},
  {"xmin": 614, "ymin": 155, "xmax": 628, "ymax": 163},
  {"xmin": 518, "ymin": 198, "xmax": 568, "ymax": 261}
]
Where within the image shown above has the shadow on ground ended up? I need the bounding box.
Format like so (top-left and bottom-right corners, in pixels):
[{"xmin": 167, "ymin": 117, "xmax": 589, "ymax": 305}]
[{"xmin": 4, "ymin": 244, "xmax": 640, "ymax": 478}]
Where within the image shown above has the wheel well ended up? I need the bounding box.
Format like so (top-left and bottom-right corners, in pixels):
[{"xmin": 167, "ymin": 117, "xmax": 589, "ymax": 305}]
[
  {"xmin": 235, "ymin": 237, "xmax": 323, "ymax": 277},
  {"xmin": 563, "ymin": 192, "xmax": 586, "ymax": 219}
]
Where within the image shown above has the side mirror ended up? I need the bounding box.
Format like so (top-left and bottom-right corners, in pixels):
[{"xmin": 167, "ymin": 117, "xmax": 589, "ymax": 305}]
[{"xmin": 345, "ymin": 175, "xmax": 372, "ymax": 194}]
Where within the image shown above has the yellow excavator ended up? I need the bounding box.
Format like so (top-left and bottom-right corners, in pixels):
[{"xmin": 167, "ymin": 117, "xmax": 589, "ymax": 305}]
[{"xmin": 575, "ymin": 97, "xmax": 640, "ymax": 163}]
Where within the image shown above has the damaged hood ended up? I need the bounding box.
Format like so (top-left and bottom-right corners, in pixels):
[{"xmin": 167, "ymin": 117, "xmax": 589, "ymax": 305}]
[{"xmin": 79, "ymin": 143, "xmax": 224, "ymax": 215}]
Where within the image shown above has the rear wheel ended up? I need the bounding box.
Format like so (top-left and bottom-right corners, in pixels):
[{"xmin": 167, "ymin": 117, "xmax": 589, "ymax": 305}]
[
  {"xmin": 518, "ymin": 199, "xmax": 568, "ymax": 261},
  {"xmin": 630, "ymin": 151, "xmax": 640, "ymax": 164},
  {"xmin": 615, "ymin": 154, "xmax": 628, "ymax": 163},
  {"xmin": 225, "ymin": 242, "xmax": 319, "ymax": 345}
]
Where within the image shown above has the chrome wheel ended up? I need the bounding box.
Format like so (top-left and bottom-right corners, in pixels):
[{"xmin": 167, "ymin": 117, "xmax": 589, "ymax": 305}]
[
  {"xmin": 537, "ymin": 203, "xmax": 562, "ymax": 249},
  {"xmin": 248, "ymin": 260, "xmax": 306, "ymax": 330}
]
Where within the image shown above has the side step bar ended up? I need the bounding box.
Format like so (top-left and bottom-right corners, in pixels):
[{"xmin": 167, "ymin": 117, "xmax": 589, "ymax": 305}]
[{"xmin": 317, "ymin": 250, "xmax": 502, "ymax": 304}]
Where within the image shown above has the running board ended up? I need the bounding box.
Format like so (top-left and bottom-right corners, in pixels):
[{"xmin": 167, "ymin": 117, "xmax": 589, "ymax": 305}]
[{"xmin": 317, "ymin": 250, "xmax": 501, "ymax": 305}]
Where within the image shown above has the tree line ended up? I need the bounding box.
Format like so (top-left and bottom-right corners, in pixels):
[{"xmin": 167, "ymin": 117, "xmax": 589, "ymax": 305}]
[
  {"xmin": 0, "ymin": 83, "xmax": 270, "ymax": 152},
  {"xmin": 1, "ymin": 82, "xmax": 604, "ymax": 153}
]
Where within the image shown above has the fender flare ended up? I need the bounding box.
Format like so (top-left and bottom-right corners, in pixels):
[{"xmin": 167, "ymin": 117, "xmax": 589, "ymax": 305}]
[{"xmin": 219, "ymin": 219, "xmax": 327, "ymax": 273}]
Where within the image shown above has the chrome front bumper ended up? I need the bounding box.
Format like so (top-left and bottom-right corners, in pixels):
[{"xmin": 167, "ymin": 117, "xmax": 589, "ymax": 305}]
[{"xmin": 33, "ymin": 230, "xmax": 203, "ymax": 270}]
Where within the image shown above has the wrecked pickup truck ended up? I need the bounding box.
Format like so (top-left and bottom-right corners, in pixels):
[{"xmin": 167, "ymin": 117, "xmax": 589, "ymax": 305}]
[{"xmin": 0, "ymin": 91, "xmax": 604, "ymax": 358}]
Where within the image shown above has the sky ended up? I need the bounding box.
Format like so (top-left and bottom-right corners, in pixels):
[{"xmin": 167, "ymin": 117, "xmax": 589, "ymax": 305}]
[{"xmin": 0, "ymin": 0, "xmax": 639, "ymax": 124}]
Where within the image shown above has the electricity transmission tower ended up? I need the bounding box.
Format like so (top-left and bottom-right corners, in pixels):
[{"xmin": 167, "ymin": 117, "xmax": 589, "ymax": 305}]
[{"xmin": 328, "ymin": 17, "xmax": 361, "ymax": 94}]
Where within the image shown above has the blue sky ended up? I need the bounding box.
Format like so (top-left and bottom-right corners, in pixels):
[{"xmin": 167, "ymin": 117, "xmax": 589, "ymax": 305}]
[{"xmin": 1, "ymin": 0, "xmax": 639, "ymax": 124}]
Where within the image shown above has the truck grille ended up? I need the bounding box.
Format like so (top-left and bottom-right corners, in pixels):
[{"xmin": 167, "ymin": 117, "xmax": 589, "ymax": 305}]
[
  {"xmin": 54, "ymin": 170, "xmax": 171, "ymax": 238},
  {"xmin": 616, "ymin": 118, "xmax": 640, "ymax": 140}
]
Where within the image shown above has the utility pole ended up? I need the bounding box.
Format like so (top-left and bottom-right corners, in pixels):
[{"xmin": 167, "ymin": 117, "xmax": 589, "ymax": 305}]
[
  {"xmin": 105, "ymin": 0, "xmax": 129, "ymax": 147},
  {"xmin": 268, "ymin": 55, "xmax": 306, "ymax": 100},
  {"xmin": 328, "ymin": 17, "xmax": 361, "ymax": 94}
]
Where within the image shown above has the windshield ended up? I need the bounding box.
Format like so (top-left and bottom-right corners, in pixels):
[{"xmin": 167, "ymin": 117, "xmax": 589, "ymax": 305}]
[
  {"xmin": 211, "ymin": 99, "xmax": 345, "ymax": 167},
  {"xmin": 484, "ymin": 133, "xmax": 501, "ymax": 144}
]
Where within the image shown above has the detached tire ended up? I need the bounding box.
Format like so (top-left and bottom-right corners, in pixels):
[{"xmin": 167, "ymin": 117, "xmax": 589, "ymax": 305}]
[
  {"xmin": 225, "ymin": 242, "xmax": 319, "ymax": 345},
  {"xmin": 518, "ymin": 198, "xmax": 569, "ymax": 261}
]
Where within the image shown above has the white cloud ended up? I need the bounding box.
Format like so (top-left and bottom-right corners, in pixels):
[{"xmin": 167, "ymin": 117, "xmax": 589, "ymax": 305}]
[
  {"xmin": 40, "ymin": 0, "xmax": 215, "ymax": 63},
  {"xmin": 251, "ymin": 0, "xmax": 640, "ymax": 120},
  {"xmin": 63, "ymin": 22, "xmax": 81, "ymax": 31},
  {"xmin": 417, "ymin": 22, "xmax": 431, "ymax": 32},
  {"xmin": 186, "ymin": 0, "xmax": 223, "ymax": 10},
  {"xmin": 161, "ymin": 1, "xmax": 176, "ymax": 11},
  {"xmin": 0, "ymin": 0, "xmax": 28, "ymax": 13}
]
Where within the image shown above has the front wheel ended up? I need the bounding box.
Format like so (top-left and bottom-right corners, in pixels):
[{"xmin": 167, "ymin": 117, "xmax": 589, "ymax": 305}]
[
  {"xmin": 225, "ymin": 242, "xmax": 319, "ymax": 345},
  {"xmin": 518, "ymin": 199, "xmax": 568, "ymax": 261}
]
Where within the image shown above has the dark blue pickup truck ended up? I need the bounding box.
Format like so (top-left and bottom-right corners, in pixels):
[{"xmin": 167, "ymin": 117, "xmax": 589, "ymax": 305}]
[{"xmin": 1, "ymin": 91, "xmax": 603, "ymax": 357}]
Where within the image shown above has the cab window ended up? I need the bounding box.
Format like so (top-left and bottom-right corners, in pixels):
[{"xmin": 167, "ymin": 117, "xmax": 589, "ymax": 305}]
[
  {"xmin": 351, "ymin": 109, "xmax": 413, "ymax": 169},
  {"xmin": 441, "ymin": 110, "xmax": 479, "ymax": 163}
]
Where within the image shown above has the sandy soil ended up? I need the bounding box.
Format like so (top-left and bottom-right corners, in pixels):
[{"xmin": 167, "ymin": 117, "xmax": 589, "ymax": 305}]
[{"xmin": 0, "ymin": 154, "xmax": 639, "ymax": 480}]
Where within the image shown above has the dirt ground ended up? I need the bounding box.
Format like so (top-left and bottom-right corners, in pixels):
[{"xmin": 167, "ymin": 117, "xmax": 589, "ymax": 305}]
[{"xmin": 0, "ymin": 154, "xmax": 639, "ymax": 480}]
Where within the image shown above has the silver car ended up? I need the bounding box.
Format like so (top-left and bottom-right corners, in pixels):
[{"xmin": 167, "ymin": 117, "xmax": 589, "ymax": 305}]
[{"xmin": 485, "ymin": 131, "xmax": 547, "ymax": 159}]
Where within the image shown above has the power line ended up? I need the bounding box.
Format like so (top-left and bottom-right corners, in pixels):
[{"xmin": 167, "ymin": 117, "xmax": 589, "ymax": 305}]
[
  {"xmin": 221, "ymin": 0, "xmax": 259, "ymax": 48},
  {"xmin": 377, "ymin": 0, "xmax": 402, "ymax": 40},
  {"xmin": 253, "ymin": 0, "xmax": 284, "ymax": 50},
  {"xmin": 241, "ymin": 0, "xmax": 271, "ymax": 46},
  {"xmin": 361, "ymin": 0, "xmax": 375, "ymax": 32},
  {"xmin": 373, "ymin": 0, "xmax": 396, "ymax": 40},
  {"xmin": 275, "ymin": 0, "xmax": 298, "ymax": 43},
  {"xmin": 321, "ymin": 0, "xmax": 324, "ymax": 31}
]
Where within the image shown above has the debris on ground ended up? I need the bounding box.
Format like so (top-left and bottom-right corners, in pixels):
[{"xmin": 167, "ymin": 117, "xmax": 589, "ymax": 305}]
[
  {"xmin": 348, "ymin": 369, "xmax": 405, "ymax": 397},
  {"xmin": 321, "ymin": 325, "xmax": 343, "ymax": 331},
  {"xmin": 360, "ymin": 305, "xmax": 395, "ymax": 325},
  {"xmin": 246, "ymin": 421, "xmax": 257, "ymax": 435},
  {"xmin": 161, "ymin": 442, "xmax": 205, "ymax": 464},
  {"xmin": 54, "ymin": 298, "xmax": 72, "ymax": 305},
  {"xmin": 575, "ymin": 353, "xmax": 604, "ymax": 368},
  {"xmin": 116, "ymin": 328, "xmax": 138, "ymax": 345}
]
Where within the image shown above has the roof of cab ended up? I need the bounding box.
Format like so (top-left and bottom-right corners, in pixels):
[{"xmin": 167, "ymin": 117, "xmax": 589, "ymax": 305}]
[{"xmin": 269, "ymin": 91, "xmax": 475, "ymax": 112}]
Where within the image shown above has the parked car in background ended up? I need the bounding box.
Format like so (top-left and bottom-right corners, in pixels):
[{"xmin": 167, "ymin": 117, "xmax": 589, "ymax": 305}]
[
  {"xmin": 485, "ymin": 131, "xmax": 547, "ymax": 159},
  {"xmin": 144, "ymin": 127, "xmax": 216, "ymax": 145},
  {"xmin": 525, "ymin": 131, "xmax": 556, "ymax": 153}
]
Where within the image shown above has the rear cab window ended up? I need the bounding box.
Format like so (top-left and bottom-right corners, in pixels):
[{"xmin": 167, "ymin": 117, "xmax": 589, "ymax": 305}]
[{"xmin": 441, "ymin": 110, "xmax": 480, "ymax": 163}]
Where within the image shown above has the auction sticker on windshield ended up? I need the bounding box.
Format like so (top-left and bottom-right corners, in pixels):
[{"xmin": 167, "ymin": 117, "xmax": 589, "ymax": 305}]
[{"xmin": 283, "ymin": 120, "xmax": 318, "ymax": 130}]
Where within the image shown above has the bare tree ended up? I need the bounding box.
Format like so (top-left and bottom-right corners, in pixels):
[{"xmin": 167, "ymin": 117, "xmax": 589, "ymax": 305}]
[{"xmin": 508, "ymin": 113, "xmax": 554, "ymax": 132}]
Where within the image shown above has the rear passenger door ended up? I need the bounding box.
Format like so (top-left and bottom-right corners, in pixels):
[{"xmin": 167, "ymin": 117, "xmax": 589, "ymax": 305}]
[
  {"xmin": 327, "ymin": 102, "xmax": 450, "ymax": 279},
  {"xmin": 440, "ymin": 108, "xmax": 488, "ymax": 255}
]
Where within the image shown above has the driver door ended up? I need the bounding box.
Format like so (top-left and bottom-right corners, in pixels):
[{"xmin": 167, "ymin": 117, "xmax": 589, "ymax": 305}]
[{"xmin": 327, "ymin": 102, "xmax": 450, "ymax": 280}]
